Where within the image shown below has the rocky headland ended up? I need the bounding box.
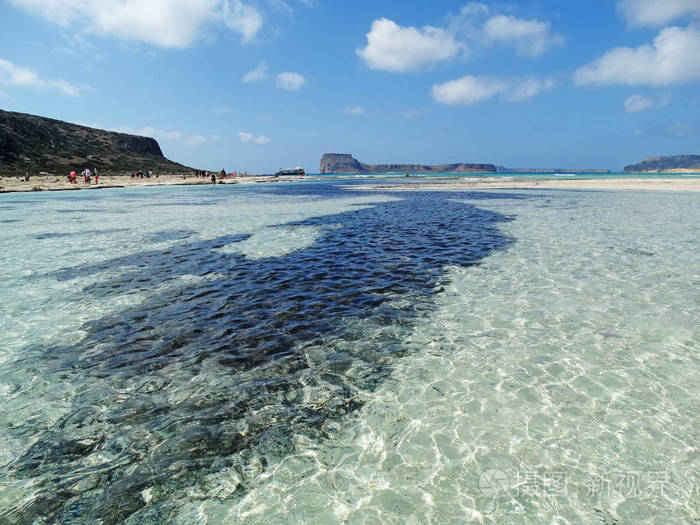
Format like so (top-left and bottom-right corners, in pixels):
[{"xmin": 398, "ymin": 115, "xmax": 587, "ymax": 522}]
[
  {"xmin": 320, "ymin": 153, "xmax": 496, "ymax": 174},
  {"xmin": 624, "ymin": 155, "xmax": 700, "ymax": 173},
  {"xmin": 0, "ymin": 109, "xmax": 193, "ymax": 177}
]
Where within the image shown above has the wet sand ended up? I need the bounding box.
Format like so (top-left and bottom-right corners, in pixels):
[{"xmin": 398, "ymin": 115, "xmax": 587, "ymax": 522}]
[
  {"xmin": 0, "ymin": 174, "xmax": 310, "ymax": 193},
  {"xmin": 351, "ymin": 177, "xmax": 700, "ymax": 192}
]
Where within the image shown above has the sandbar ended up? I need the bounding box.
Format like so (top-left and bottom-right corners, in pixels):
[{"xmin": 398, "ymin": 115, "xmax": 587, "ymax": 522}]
[{"xmin": 350, "ymin": 177, "xmax": 700, "ymax": 192}]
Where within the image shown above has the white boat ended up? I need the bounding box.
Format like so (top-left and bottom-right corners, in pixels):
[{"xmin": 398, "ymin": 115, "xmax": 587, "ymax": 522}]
[{"xmin": 275, "ymin": 167, "xmax": 305, "ymax": 176}]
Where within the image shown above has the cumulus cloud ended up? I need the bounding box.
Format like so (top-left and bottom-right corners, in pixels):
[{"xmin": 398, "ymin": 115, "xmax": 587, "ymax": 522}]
[
  {"xmin": 238, "ymin": 131, "xmax": 271, "ymax": 144},
  {"xmin": 431, "ymin": 75, "xmax": 555, "ymax": 105},
  {"xmin": 7, "ymin": 0, "xmax": 263, "ymax": 47},
  {"xmin": 242, "ymin": 61, "xmax": 268, "ymax": 83},
  {"xmin": 276, "ymin": 72, "xmax": 306, "ymax": 90},
  {"xmin": 344, "ymin": 106, "xmax": 366, "ymax": 116},
  {"xmin": 357, "ymin": 18, "xmax": 465, "ymax": 72},
  {"xmin": 0, "ymin": 58, "xmax": 81, "ymax": 96},
  {"xmin": 574, "ymin": 25, "xmax": 700, "ymax": 86},
  {"xmin": 507, "ymin": 77, "xmax": 557, "ymax": 101},
  {"xmin": 483, "ymin": 15, "xmax": 564, "ymax": 57},
  {"xmin": 431, "ymin": 75, "xmax": 508, "ymax": 105},
  {"xmin": 624, "ymin": 94, "xmax": 654, "ymax": 112},
  {"xmin": 222, "ymin": 0, "xmax": 263, "ymax": 42},
  {"xmin": 618, "ymin": 0, "xmax": 700, "ymax": 26},
  {"xmin": 112, "ymin": 125, "xmax": 218, "ymax": 146}
]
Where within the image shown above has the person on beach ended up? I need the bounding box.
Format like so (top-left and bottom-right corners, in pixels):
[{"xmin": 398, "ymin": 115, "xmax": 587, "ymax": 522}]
[
  {"xmin": 82, "ymin": 168, "xmax": 90, "ymax": 184},
  {"xmin": 94, "ymin": 168, "xmax": 99, "ymax": 184}
]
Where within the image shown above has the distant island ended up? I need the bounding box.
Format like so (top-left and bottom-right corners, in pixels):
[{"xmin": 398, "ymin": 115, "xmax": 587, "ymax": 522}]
[
  {"xmin": 320, "ymin": 154, "xmax": 496, "ymax": 174},
  {"xmin": 320, "ymin": 154, "xmax": 611, "ymax": 175},
  {"xmin": 624, "ymin": 155, "xmax": 700, "ymax": 173},
  {"xmin": 0, "ymin": 109, "xmax": 193, "ymax": 176}
]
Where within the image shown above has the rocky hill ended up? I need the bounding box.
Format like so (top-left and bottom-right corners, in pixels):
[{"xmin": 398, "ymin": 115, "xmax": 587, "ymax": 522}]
[
  {"xmin": 0, "ymin": 109, "xmax": 193, "ymax": 176},
  {"xmin": 624, "ymin": 155, "xmax": 700, "ymax": 173},
  {"xmin": 320, "ymin": 153, "xmax": 496, "ymax": 174}
]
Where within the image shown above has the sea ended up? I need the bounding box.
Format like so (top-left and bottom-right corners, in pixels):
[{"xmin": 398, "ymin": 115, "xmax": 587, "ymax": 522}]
[{"xmin": 0, "ymin": 177, "xmax": 697, "ymax": 524}]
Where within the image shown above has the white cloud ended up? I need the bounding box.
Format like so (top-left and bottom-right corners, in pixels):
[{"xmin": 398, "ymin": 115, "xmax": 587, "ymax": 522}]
[
  {"xmin": 0, "ymin": 58, "xmax": 81, "ymax": 96},
  {"xmin": 483, "ymin": 15, "xmax": 564, "ymax": 57},
  {"xmin": 398, "ymin": 109, "xmax": 425, "ymax": 118},
  {"xmin": 222, "ymin": 0, "xmax": 263, "ymax": 43},
  {"xmin": 618, "ymin": 0, "xmax": 700, "ymax": 26},
  {"xmin": 357, "ymin": 18, "xmax": 465, "ymax": 72},
  {"xmin": 344, "ymin": 106, "xmax": 366, "ymax": 116},
  {"xmin": 431, "ymin": 75, "xmax": 508, "ymax": 105},
  {"xmin": 238, "ymin": 131, "xmax": 271, "ymax": 144},
  {"xmin": 508, "ymin": 77, "xmax": 556, "ymax": 101},
  {"xmin": 666, "ymin": 121, "xmax": 698, "ymax": 136},
  {"xmin": 624, "ymin": 94, "xmax": 654, "ymax": 112},
  {"xmin": 574, "ymin": 25, "xmax": 700, "ymax": 86},
  {"xmin": 242, "ymin": 61, "xmax": 268, "ymax": 83},
  {"xmin": 7, "ymin": 0, "xmax": 263, "ymax": 48},
  {"xmin": 432, "ymin": 75, "xmax": 556, "ymax": 105},
  {"xmin": 276, "ymin": 72, "xmax": 306, "ymax": 90},
  {"xmin": 112, "ymin": 125, "xmax": 218, "ymax": 146}
]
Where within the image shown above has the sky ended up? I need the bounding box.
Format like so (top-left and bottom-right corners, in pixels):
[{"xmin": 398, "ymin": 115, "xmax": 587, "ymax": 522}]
[{"xmin": 0, "ymin": 0, "xmax": 699, "ymax": 172}]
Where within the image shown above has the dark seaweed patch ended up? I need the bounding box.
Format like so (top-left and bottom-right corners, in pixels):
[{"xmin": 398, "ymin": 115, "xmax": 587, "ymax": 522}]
[{"xmin": 1, "ymin": 183, "xmax": 525, "ymax": 523}]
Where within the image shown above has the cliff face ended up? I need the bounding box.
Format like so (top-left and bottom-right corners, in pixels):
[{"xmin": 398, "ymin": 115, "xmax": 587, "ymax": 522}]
[
  {"xmin": 320, "ymin": 153, "xmax": 496, "ymax": 174},
  {"xmin": 0, "ymin": 109, "xmax": 193, "ymax": 175},
  {"xmin": 624, "ymin": 155, "xmax": 700, "ymax": 173}
]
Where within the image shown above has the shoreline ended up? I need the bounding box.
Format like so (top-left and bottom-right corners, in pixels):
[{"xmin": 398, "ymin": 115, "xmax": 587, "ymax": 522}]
[
  {"xmin": 0, "ymin": 174, "xmax": 311, "ymax": 193},
  {"xmin": 2, "ymin": 174, "xmax": 700, "ymax": 194},
  {"xmin": 349, "ymin": 177, "xmax": 700, "ymax": 192}
]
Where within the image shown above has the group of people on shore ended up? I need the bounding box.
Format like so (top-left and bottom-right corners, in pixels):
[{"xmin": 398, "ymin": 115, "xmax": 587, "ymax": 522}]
[
  {"xmin": 130, "ymin": 170, "xmax": 158, "ymax": 179},
  {"xmin": 187, "ymin": 170, "xmax": 247, "ymax": 180},
  {"xmin": 68, "ymin": 168, "xmax": 99, "ymax": 184},
  {"xmin": 63, "ymin": 168, "xmax": 250, "ymax": 186}
]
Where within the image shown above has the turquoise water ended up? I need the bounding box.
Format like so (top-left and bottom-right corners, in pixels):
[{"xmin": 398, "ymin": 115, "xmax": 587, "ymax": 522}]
[
  {"xmin": 0, "ymin": 181, "xmax": 698, "ymax": 523},
  {"xmin": 316, "ymin": 172, "xmax": 700, "ymax": 180}
]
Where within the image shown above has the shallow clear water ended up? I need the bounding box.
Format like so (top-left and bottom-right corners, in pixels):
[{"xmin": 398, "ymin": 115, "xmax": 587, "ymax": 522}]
[{"xmin": 0, "ymin": 182, "xmax": 697, "ymax": 524}]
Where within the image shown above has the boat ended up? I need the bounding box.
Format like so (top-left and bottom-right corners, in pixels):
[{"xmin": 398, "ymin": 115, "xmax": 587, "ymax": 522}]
[{"xmin": 275, "ymin": 167, "xmax": 305, "ymax": 176}]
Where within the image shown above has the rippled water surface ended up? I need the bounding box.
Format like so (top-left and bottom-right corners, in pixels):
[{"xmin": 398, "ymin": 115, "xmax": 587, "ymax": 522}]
[{"xmin": 0, "ymin": 182, "xmax": 697, "ymax": 524}]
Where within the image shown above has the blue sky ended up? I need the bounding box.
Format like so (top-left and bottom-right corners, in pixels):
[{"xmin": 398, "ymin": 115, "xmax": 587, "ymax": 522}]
[{"xmin": 0, "ymin": 0, "xmax": 699, "ymax": 172}]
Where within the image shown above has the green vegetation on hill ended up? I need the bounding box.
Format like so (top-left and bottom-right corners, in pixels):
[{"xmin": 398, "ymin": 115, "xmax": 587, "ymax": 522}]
[{"xmin": 0, "ymin": 109, "xmax": 194, "ymax": 176}]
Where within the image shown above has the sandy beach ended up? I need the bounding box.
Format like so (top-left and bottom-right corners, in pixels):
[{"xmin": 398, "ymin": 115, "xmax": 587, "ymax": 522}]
[
  {"xmin": 0, "ymin": 173, "xmax": 310, "ymax": 193},
  {"xmin": 351, "ymin": 176, "xmax": 700, "ymax": 192},
  {"xmin": 2, "ymin": 175, "xmax": 700, "ymax": 194}
]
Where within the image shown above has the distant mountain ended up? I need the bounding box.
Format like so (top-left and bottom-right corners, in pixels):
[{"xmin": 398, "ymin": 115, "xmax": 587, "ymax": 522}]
[
  {"xmin": 0, "ymin": 109, "xmax": 194, "ymax": 176},
  {"xmin": 320, "ymin": 153, "xmax": 496, "ymax": 174},
  {"xmin": 624, "ymin": 155, "xmax": 700, "ymax": 173}
]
